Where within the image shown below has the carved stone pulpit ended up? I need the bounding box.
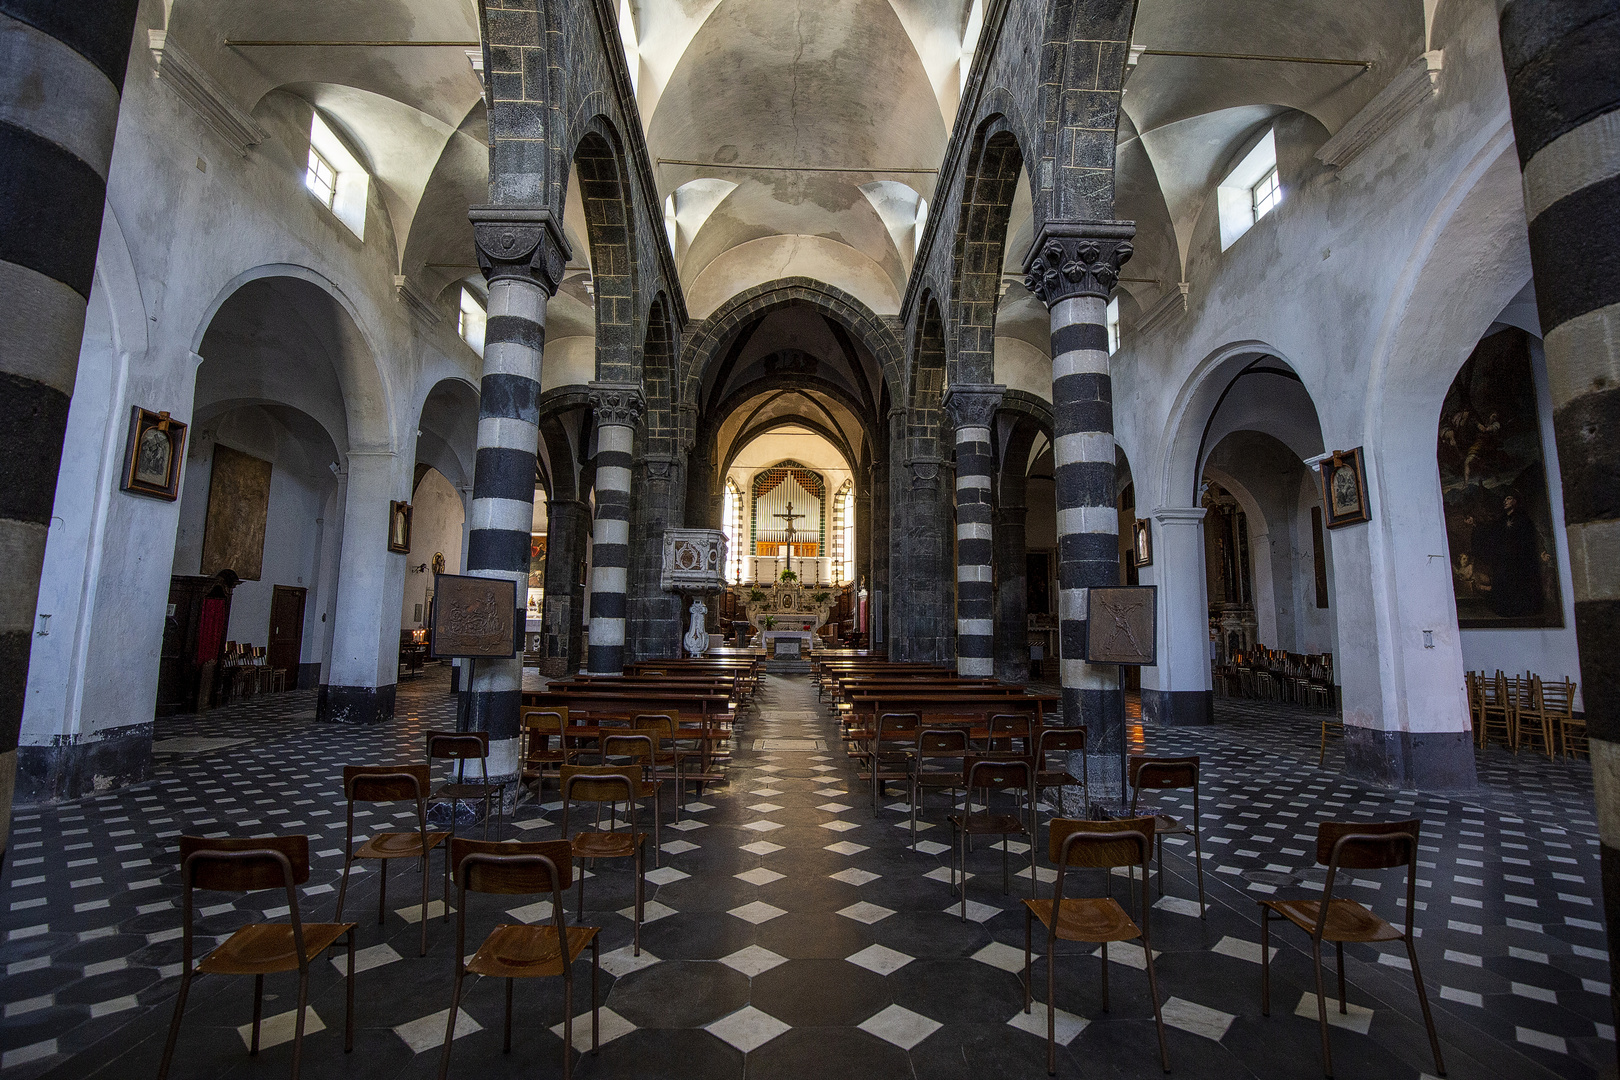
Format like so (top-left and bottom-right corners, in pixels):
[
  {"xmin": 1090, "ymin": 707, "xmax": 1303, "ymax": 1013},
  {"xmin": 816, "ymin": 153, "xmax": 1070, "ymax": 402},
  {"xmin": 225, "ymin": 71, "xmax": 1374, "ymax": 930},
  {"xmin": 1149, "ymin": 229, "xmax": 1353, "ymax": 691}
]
[{"xmin": 661, "ymin": 529, "xmax": 729, "ymax": 657}]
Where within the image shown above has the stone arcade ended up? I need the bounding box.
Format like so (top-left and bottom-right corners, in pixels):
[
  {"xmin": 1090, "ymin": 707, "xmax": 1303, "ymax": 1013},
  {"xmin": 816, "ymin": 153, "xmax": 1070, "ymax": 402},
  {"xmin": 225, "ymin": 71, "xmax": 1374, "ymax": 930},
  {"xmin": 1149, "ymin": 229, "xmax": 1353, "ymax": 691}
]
[{"xmin": 2, "ymin": 1, "xmax": 1619, "ymax": 1078}]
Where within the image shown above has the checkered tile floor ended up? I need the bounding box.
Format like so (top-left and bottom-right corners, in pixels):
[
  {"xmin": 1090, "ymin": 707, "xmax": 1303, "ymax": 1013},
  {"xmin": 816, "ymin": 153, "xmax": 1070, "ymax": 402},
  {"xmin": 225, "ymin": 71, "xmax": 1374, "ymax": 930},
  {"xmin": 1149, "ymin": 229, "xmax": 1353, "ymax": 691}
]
[{"xmin": 1, "ymin": 669, "xmax": 1610, "ymax": 1079}]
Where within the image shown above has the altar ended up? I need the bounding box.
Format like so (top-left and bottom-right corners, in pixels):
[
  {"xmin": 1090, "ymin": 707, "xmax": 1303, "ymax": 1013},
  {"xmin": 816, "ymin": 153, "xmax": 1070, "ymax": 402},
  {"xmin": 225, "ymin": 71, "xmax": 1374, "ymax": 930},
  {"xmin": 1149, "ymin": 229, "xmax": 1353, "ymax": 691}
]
[{"xmin": 761, "ymin": 630, "xmax": 815, "ymax": 658}]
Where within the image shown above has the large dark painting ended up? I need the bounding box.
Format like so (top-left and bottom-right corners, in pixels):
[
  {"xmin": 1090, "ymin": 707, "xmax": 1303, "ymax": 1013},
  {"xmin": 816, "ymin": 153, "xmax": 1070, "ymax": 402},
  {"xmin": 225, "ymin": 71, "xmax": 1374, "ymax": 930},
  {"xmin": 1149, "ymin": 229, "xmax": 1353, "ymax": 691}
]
[
  {"xmin": 200, "ymin": 444, "xmax": 272, "ymax": 581},
  {"xmin": 1438, "ymin": 327, "xmax": 1562, "ymax": 628}
]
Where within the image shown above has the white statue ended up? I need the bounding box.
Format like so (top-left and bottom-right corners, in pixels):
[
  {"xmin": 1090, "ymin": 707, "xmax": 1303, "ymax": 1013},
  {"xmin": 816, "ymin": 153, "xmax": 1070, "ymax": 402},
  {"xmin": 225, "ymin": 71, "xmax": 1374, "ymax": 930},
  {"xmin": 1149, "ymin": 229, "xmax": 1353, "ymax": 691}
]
[{"xmin": 683, "ymin": 597, "xmax": 710, "ymax": 657}]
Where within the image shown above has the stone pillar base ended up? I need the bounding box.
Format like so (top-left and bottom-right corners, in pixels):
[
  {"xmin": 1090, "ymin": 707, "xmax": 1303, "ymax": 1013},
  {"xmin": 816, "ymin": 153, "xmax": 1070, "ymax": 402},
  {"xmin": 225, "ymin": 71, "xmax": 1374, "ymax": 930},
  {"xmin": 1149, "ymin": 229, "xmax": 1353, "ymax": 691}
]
[
  {"xmin": 15, "ymin": 724, "xmax": 154, "ymax": 804},
  {"xmin": 1343, "ymin": 726, "xmax": 1477, "ymax": 790},
  {"xmin": 317, "ymin": 683, "xmax": 397, "ymax": 724},
  {"xmin": 1141, "ymin": 689, "xmax": 1214, "ymax": 726}
]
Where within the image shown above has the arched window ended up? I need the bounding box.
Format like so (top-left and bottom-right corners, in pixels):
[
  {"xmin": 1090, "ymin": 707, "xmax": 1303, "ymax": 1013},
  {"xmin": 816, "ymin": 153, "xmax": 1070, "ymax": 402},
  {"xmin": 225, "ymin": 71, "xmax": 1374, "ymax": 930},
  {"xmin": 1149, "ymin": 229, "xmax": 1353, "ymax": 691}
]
[{"xmin": 723, "ymin": 478, "xmax": 744, "ymax": 583}]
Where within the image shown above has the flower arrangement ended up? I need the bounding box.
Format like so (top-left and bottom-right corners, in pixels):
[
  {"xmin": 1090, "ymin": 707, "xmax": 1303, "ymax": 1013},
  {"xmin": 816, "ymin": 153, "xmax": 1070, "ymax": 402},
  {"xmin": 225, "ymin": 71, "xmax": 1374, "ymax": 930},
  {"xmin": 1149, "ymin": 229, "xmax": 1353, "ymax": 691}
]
[{"xmin": 779, "ymin": 569, "xmax": 798, "ymax": 583}]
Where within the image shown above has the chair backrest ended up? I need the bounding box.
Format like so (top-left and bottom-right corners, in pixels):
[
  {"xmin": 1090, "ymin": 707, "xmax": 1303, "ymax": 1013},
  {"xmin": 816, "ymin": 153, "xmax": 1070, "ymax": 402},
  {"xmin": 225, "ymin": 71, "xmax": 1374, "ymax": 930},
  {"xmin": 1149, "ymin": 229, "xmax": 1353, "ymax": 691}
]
[
  {"xmin": 344, "ymin": 763, "xmax": 429, "ymax": 802},
  {"xmin": 876, "ymin": 712, "xmax": 920, "ymax": 745},
  {"xmin": 179, "ymin": 834, "xmax": 311, "ymax": 892},
  {"xmin": 1038, "ymin": 727, "xmax": 1086, "ymax": 754},
  {"xmin": 963, "ymin": 756, "xmax": 1033, "ymax": 791},
  {"xmin": 1315, "ymin": 819, "xmax": 1418, "ymax": 870},
  {"xmin": 1128, "ymin": 755, "xmax": 1198, "ymax": 791},
  {"xmin": 452, "ymin": 837, "xmax": 573, "ymax": 893},
  {"xmin": 523, "ymin": 706, "xmax": 568, "ymax": 731},
  {"xmin": 426, "ymin": 730, "xmax": 489, "ymax": 761},
  {"xmin": 916, "ymin": 728, "xmax": 968, "ymax": 757},
  {"xmin": 1048, "ymin": 816, "xmax": 1154, "ymax": 870},
  {"xmin": 560, "ymin": 764, "xmax": 639, "ymax": 806},
  {"xmin": 603, "ymin": 730, "xmax": 657, "ymax": 767},
  {"xmin": 635, "ymin": 713, "xmax": 679, "ymax": 738}
]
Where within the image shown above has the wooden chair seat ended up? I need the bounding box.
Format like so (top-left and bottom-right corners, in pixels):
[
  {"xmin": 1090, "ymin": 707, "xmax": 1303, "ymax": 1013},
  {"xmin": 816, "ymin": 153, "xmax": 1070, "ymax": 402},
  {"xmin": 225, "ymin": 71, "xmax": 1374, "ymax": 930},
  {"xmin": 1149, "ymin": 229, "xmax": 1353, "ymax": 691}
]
[
  {"xmin": 570, "ymin": 830, "xmax": 646, "ymax": 860},
  {"xmin": 1023, "ymin": 896, "xmax": 1141, "ymax": 944},
  {"xmin": 1146, "ymin": 812, "xmax": 1188, "ymax": 837},
  {"xmin": 1035, "ymin": 768, "xmax": 1078, "ymax": 789},
  {"xmin": 356, "ymin": 830, "xmax": 449, "ymax": 861},
  {"xmin": 199, "ymin": 922, "xmax": 357, "ymax": 976},
  {"xmin": 466, "ymin": 924, "xmax": 599, "ymax": 979},
  {"xmin": 1261, "ymin": 897, "xmax": 1402, "ymax": 943},
  {"xmin": 435, "ymin": 781, "xmax": 499, "ymax": 801},
  {"xmin": 948, "ymin": 810, "xmax": 1025, "ymax": 836}
]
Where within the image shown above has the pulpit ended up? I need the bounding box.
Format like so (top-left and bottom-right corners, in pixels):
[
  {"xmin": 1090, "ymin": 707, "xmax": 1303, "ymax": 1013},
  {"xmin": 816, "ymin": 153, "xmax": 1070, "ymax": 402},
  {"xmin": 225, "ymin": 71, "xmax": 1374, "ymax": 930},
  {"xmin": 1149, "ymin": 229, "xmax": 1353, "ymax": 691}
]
[{"xmin": 661, "ymin": 529, "xmax": 729, "ymax": 657}]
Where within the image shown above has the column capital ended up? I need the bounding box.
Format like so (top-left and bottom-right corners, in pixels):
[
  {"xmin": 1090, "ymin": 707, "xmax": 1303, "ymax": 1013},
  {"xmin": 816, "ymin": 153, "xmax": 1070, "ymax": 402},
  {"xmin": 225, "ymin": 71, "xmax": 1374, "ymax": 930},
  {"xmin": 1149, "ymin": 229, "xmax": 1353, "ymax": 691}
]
[
  {"xmin": 943, "ymin": 384, "xmax": 1006, "ymax": 430},
  {"xmin": 1151, "ymin": 505, "xmax": 1208, "ymax": 525},
  {"xmin": 587, "ymin": 381, "xmax": 646, "ymax": 428},
  {"xmin": 1022, "ymin": 220, "xmax": 1136, "ymax": 307},
  {"xmin": 468, "ymin": 205, "xmax": 571, "ymax": 293}
]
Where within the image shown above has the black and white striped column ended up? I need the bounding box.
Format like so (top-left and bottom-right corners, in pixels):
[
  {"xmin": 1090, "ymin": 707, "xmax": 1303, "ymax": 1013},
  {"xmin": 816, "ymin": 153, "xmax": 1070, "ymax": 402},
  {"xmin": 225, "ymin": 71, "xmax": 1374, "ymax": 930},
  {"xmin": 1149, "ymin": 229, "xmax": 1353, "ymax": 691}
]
[
  {"xmin": 1498, "ymin": 2, "xmax": 1620, "ymax": 1047},
  {"xmin": 944, "ymin": 385, "xmax": 1004, "ymax": 677},
  {"xmin": 1024, "ymin": 222, "xmax": 1134, "ymax": 809},
  {"xmin": 0, "ymin": 1, "xmax": 142, "ymax": 851},
  {"xmin": 587, "ymin": 383, "xmax": 644, "ymax": 675},
  {"xmin": 465, "ymin": 207, "xmax": 567, "ymax": 789}
]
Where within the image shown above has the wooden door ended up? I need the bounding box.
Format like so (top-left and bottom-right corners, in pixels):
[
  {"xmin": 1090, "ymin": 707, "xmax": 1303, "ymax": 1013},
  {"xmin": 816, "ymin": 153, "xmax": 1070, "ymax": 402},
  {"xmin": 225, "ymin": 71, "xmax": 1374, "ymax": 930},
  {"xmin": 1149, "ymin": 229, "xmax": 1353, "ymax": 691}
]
[{"xmin": 268, "ymin": 585, "xmax": 306, "ymax": 687}]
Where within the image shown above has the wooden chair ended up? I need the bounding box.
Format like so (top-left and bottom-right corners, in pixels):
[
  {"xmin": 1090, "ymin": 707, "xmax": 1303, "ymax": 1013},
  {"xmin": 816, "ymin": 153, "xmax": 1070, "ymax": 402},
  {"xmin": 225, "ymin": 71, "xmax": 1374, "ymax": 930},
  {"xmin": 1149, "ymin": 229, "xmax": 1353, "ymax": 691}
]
[
  {"xmin": 1463, "ymin": 671, "xmax": 1484, "ymax": 745},
  {"xmin": 437, "ymin": 838, "xmax": 600, "ymax": 1080},
  {"xmin": 1318, "ymin": 714, "xmax": 1344, "ymax": 766},
  {"xmin": 1259, "ymin": 820, "xmax": 1444, "ymax": 1079},
  {"xmin": 158, "ymin": 835, "xmax": 356, "ymax": 1080},
  {"xmin": 560, "ymin": 766, "xmax": 649, "ymax": 954},
  {"xmin": 1479, "ymin": 670, "xmax": 1516, "ymax": 751},
  {"xmin": 1033, "ymin": 727, "xmax": 1088, "ymax": 815},
  {"xmin": 861, "ymin": 712, "xmax": 919, "ymax": 810},
  {"xmin": 949, "ymin": 757, "xmax": 1036, "ymax": 921},
  {"xmin": 1516, "ymin": 676, "xmax": 1558, "ymax": 757},
  {"xmin": 521, "ymin": 707, "xmax": 571, "ymax": 796},
  {"xmin": 1022, "ymin": 817, "xmax": 1169, "ymax": 1076},
  {"xmin": 909, "ymin": 728, "xmax": 969, "ymax": 847},
  {"xmin": 426, "ymin": 730, "xmax": 500, "ymax": 841},
  {"xmin": 334, "ymin": 764, "xmax": 448, "ymax": 956},
  {"xmin": 1547, "ymin": 677, "xmax": 1584, "ymax": 758},
  {"xmin": 1127, "ymin": 755, "xmax": 1206, "ymax": 917},
  {"xmin": 633, "ymin": 713, "xmax": 689, "ymax": 816},
  {"xmin": 600, "ymin": 730, "xmax": 666, "ymax": 864}
]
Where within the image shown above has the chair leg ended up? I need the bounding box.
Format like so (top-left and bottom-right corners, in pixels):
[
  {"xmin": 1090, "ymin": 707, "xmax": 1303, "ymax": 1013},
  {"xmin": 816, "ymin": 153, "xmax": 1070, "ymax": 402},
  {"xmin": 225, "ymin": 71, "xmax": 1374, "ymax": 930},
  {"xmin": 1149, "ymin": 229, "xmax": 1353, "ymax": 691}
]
[
  {"xmin": 1194, "ymin": 827, "xmax": 1207, "ymax": 918},
  {"xmin": 250, "ymin": 974, "xmax": 265, "ymax": 1054},
  {"xmin": 377, "ymin": 858, "xmax": 388, "ymax": 925},
  {"xmin": 1023, "ymin": 910, "xmax": 1033, "ymax": 1014},
  {"xmin": 1335, "ymin": 941, "xmax": 1347, "ymax": 1013},
  {"xmin": 420, "ymin": 853, "xmax": 431, "ymax": 957},
  {"xmin": 290, "ymin": 971, "xmax": 310, "ymax": 1080},
  {"xmin": 1406, "ymin": 937, "xmax": 1447, "ymax": 1076},
  {"xmin": 1311, "ymin": 939, "xmax": 1334, "ymax": 1077},
  {"xmin": 592, "ymin": 935, "xmax": 601, "ymax": 1053},
  {"xmin": 562, "ymin": 973, "xmax": 574, "ymax": 1080},
  {"xmin": 1100, "ymin": 941, "xmax": 1110, "ymax": 1012},
  {"xmin": 504, "ymin": 977, "xmax": 514, "ymax": 1053},
  {"xmin": 577, "ymin": 872, "xmax": 586, "ymax": 922},
  {"xmin": 653, "ymin": 796, "xmax": 662, "ymax": 869},
  {"xmin": 1260, "ymin": 909, "xmax": 1271, "ymax": 1016},
  {"xmin": 634, "ymin": 845, "xmax": 645, "ymax": 957},
  {"xmin": 1047, "ymin": 936, "xmax": 1058, "ymax": 1077},
  {"xmin": 156, "ymin": 968, "xmax": 193, "ymax": 1080},
  {"xmin": 334, "ymin": 856, "xmax": 353, "ymax": 925},
  {"xmin": 345, "ymin": 928, "xmax": 356, "ymax": 1052},
  {"xmin": 439, "ymin": 965, "xmax": 464, "ymax": 1080},
  {"xmin": 1144, "ymin": 942, "xmax": 1171, "ymax": 1072}
]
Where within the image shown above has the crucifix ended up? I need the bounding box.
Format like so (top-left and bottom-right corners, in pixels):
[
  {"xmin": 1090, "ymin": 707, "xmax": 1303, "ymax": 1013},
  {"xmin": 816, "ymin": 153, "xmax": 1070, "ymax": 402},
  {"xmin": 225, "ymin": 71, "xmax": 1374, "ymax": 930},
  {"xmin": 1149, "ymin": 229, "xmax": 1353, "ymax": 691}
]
[{"xmin": 774, "ymin": 501, "xmax": 805, "ymax": 580}]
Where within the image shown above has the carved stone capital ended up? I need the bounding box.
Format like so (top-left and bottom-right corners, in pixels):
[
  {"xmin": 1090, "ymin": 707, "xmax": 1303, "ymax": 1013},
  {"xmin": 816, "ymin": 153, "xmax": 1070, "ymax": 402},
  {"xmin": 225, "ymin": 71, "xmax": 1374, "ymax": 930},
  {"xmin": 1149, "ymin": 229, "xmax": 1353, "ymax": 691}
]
[
  {"xmin": 1022, "ymin": 220, "xmax": 1136, "ymax": 307},
  {"xmin": 588, "ymin": 381, "xmax": 646, "ymax": 428},
  {"xmin": 468, "ymin": 205, "xmax": 571, "ymax": 293},
  {"xmin": 943, "ymin": 384, "xmax": 1006, "ymax": 430}
]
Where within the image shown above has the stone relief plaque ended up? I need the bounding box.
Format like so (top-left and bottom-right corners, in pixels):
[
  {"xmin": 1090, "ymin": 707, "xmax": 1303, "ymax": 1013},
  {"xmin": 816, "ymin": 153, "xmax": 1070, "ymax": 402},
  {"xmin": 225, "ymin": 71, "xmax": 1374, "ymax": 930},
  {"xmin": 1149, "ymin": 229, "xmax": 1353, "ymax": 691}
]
[
  {"xmin": 430, "ymin": 573, "xmax": 519, "ymax": 658},
  {"xmin": 1085, "ymin": 586, "xmax": 1157, "ymax": 666}
]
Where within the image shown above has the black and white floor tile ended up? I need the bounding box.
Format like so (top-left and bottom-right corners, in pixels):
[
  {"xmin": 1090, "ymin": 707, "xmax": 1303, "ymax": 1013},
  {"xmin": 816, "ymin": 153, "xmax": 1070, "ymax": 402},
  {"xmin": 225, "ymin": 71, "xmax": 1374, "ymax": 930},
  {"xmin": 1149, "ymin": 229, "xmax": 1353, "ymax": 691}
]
[{"xmin": 0, "ymin": 670, "xmax": 1610, "ymax": 1079}]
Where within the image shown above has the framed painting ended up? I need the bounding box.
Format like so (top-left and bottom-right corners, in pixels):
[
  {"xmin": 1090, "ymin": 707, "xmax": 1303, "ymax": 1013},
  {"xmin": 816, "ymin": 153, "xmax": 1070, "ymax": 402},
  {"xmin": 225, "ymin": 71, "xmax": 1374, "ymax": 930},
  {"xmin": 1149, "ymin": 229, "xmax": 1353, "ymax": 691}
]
[
  {"xmin": 1438, "ymin": 327, "xmax": 1563, "ymax": 628},
  {"xmin": 200, "ymin": 443, "xmax": 271, "ymax": 580},
  {"xmin": 430, "ymin": 573, "xmax": 520, "ymax": 658},
  {"xmin": 120, "ymin": 407, "xmax": 187, "ymax": 500},
  {"xmin": 388, "ymin": 500, "xmax": 413, "ymax": 553},
  {"xmin": 1319, "ymin": 447, "xmax": 1371, "ymax": 529},
  {"xmin": 1085, "ymin": 586, "xmax": 1158, "ymax": 666},
  {"xmin": 1132, "ymin": 518, "xmax": 1153, "ymax": 567}
]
